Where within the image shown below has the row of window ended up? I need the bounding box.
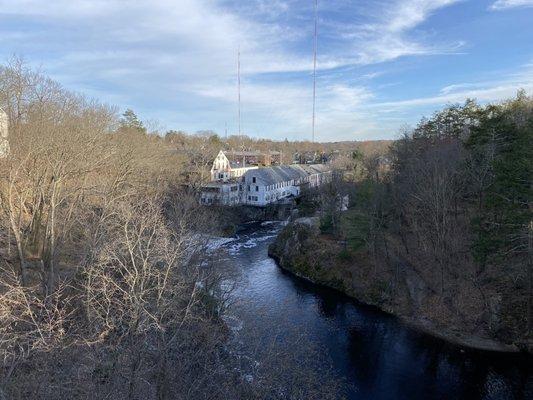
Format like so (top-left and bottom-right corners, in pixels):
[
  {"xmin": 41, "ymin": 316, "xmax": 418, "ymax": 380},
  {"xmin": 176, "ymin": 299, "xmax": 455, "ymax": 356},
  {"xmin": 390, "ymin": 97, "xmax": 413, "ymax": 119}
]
[
  {"xmin": 243, "ymin": 175, "xmax": 318, "ymax": 191},
  {"xmin": 267, "ymin": 181, "xmax": 290, "ymax": 191},
  {"xmin": 248, "ymin": 196, "xmax": 259, "ymax": 202}
]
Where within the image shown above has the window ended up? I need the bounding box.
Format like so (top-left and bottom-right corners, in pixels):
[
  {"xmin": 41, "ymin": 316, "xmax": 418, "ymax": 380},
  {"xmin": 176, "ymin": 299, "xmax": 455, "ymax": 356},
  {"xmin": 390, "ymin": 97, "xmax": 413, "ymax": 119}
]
[
  {"xmin": 248, "ymin": 196, "xmax": 251, "ymax": 201},
  {"xmin": 252, "ymin": 177, "xmax": 256, "ymax": 183},
  {"xmin": 219, "ymin": 173, "xmax": 223, "ymax": 179},
  {"xmin": 242, "ymin": 176, "xmax": 245, "ymax": 182},
  {"xmin": 255, "ymin": 186, "xmax": 259, "ymax": 191},
  {"xmin": 247, "ymin": 185, "xmax": 250, "ymax": 191}
]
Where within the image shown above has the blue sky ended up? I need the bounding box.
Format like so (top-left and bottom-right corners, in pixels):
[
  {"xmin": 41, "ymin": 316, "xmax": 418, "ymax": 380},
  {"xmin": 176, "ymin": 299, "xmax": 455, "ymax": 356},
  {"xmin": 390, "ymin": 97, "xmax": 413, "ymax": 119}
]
[{"xmin": 0, "ymin": 0, "xmax": 532, "ymax": 141}]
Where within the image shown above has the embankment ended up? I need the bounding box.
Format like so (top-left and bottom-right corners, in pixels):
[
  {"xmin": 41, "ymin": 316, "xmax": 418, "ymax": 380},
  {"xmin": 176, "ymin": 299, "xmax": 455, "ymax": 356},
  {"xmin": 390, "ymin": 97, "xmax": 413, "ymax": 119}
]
[{"xmin": 268, "ymin": 217, "xmax": 526, "ymax": 353}]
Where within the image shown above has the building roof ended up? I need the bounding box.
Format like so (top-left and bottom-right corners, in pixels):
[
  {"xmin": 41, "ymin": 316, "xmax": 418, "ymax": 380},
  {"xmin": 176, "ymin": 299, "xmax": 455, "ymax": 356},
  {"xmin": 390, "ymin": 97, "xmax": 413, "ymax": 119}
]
[
  {"xmin": 223, "ymin": 149, "xmax": 281, "ymax": 157},
  {"xmin": 224, "ymin": 150, "xmax": 262, "ymax": 157},
  {"xmin": 229, "ymin": 160, "xmax": 255, "ymax": 169},
  {"xmin": 245, "ymin": 164, "xmax": 330, "ymax": 186}
]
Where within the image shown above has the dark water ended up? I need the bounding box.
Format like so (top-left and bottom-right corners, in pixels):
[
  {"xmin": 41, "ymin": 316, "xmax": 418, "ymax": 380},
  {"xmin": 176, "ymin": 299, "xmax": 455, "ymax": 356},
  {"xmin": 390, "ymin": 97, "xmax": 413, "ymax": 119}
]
[{"xmin": 220, "ymin": 221, "xmax": 533, "ymax": 400}]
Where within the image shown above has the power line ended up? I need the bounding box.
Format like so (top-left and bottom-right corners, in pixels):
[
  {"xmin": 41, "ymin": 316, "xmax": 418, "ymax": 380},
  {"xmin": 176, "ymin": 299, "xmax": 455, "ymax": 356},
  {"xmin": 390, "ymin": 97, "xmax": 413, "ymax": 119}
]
[{"xmin": 312, "ymin": 0, "xmax": 318, "ymax": 143}]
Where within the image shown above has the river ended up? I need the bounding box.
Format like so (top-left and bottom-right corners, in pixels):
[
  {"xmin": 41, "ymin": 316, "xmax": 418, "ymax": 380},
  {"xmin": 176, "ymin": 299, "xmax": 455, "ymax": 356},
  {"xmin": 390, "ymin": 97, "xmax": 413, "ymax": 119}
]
[{"xmin": 217, "ymin": 221, "xmax": 532, "ymax": 400}]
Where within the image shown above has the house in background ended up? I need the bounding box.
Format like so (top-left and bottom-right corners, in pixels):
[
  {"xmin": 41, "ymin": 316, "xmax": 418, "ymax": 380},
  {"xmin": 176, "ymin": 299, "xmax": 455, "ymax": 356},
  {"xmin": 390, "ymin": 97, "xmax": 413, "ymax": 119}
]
[
  {"xmin": 210, "ymin": 149, "xmax": 286, "ymax": 182},
  {"xmin": 210, "ymin": 150, "xmax": 259, "ymax": 182},
  {"xmin": 0, "ymin": 108, "xmax": 9, "ymax": 158}
]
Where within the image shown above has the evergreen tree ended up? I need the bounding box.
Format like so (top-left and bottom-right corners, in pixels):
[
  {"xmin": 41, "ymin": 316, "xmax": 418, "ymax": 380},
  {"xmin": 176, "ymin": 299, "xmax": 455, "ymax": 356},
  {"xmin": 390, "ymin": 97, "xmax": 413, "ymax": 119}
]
[{"xmin": 119, "ymin": 109, "xmax": 146, "ymax": 134}]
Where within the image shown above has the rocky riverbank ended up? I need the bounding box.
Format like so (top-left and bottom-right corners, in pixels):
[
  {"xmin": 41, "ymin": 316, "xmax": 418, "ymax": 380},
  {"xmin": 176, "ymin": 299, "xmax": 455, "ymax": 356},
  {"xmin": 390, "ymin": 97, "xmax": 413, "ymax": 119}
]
[{"xmin": 268, "ymin": 217, "xmax": 529, "ymax": 353}]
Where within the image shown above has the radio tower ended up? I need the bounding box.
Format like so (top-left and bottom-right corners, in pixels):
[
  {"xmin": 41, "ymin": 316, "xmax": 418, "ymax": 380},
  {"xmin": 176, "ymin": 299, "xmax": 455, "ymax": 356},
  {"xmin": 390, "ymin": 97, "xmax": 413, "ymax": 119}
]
[
  {"xmin": 312, "ymin": 0, "xmax": 318, "ymax": 143},
  {"xmin": 238, "ymin": 47, "xmax": 241, "ymax": 137}
]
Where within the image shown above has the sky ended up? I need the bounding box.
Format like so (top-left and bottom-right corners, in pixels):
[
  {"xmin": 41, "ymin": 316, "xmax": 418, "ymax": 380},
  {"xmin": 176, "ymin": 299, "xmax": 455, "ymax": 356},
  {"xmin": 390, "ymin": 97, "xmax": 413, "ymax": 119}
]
[{"xmin": 0, "ymin": 0, "xmax": 532, "ymax": 141}]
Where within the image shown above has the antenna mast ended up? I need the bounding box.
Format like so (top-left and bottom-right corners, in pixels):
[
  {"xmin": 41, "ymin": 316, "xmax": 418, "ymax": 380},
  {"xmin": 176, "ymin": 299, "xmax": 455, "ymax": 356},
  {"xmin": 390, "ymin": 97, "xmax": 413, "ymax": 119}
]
[
  {"xmin": 312, "ymin": 0, "xmax": 318, "ymax": 143},
  {"xmin": 238, "ymin": 47, "xmax": 241, "ymax": 137}
]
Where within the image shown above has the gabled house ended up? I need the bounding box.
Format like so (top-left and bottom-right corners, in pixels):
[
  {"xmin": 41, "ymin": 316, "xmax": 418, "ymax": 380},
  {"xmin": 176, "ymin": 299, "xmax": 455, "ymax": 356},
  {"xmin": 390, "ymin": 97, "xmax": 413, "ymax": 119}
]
[{"xmin": 210, "ymin": 150, "xmax": 258, "ymax": 182}]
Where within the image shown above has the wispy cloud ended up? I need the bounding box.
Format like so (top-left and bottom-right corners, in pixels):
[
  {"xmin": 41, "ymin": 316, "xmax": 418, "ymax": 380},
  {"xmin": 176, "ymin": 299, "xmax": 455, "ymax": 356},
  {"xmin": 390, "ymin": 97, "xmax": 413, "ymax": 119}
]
[
  {"xmin": 333, "ymin": 0, "xmax": 464, "ymax": 65},
  {"xmin": 490, "ymin": 0, "xmax": 533, "ymax": 10},
  {"xmin": 0, "ymin": 0, "xmax": 529, "ymax": 140},
  {"xmin": 369, "ymin": 62, "xmax": 533, "ymax": 110}
]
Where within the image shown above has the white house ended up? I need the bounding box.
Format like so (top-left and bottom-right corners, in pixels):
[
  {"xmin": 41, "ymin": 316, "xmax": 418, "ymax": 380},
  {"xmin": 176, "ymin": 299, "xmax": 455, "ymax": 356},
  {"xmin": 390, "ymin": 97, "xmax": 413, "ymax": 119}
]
[
  {"xmin": 0, "ymin": 108, "xmax": 9, "ymax": 158},
  {"xmin": 200, "ymin": 181, "xmax": 241, "ymax": 206},
  {"xmin": 210, "ymin": 150, "xmax": 258, "ymax": 182}
]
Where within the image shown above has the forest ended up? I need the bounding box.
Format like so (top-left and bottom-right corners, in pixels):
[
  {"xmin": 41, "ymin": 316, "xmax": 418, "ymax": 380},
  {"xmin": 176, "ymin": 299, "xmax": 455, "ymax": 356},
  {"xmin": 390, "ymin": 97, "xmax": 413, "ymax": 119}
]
[
  {"xmin": 0, "ymin": 56, "xmax": 531, "ymax": 400},
  {"xmin": 0, "ymin": 59, "xmax": 346, "ymax": 399},
  {"xmin": 310, "ymin": 92, "xmax": 532, "ymax": 349}
]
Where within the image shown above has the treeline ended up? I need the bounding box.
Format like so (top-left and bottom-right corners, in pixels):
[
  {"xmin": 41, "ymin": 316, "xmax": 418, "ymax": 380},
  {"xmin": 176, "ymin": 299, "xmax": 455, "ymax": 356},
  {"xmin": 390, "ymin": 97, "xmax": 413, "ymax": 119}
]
[
  {"xmin": 339, "ymin": 93, "xmax": 532, "ymax": 346},
  {"xmin": 0, "ymin": 60, "xmax": 343, "ymax": 399},
  {"xmin": 163, "ymin": 126, "xmax": 390, "ymax": 187}
]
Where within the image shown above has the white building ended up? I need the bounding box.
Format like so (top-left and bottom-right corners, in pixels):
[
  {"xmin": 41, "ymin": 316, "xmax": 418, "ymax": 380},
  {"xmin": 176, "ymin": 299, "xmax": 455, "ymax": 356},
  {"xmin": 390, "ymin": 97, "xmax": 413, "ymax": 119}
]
[
  {"xmin": 0, "ymin": 108, "xmax": 9, "ymax": 158},
  {"xmin": 210, "ymin": 150, "xmax": 258, "ymax": 182},
  {"xmin": 200, "ymin": 181, "xmax": 241, "ymax": 206},
  {"xmin": 200, "ymin": 162, "xmax": 332, "ymax": 207},
  {"xmin": 241, "ymin": 164, "xmax": 332, "ymax": 206}
]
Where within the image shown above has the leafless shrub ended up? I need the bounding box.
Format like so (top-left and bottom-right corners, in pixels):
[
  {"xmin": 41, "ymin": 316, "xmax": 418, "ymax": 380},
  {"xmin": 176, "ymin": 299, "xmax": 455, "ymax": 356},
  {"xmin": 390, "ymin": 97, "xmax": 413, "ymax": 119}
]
[{"xmin": 0, "ymin": 267, "xmax": 68, "ymax": 387}]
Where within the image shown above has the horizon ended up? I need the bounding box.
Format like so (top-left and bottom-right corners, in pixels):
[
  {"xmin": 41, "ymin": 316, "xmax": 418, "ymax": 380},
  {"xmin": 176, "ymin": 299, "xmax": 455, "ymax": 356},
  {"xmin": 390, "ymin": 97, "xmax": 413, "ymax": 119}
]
[{"xmin": 0, "ymin": 0, "xmax": 532, "ymax": 141}]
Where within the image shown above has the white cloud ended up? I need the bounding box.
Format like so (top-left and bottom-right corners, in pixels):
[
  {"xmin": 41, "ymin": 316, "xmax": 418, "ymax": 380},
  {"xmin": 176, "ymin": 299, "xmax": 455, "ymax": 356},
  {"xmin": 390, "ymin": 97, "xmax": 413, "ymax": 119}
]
[
  {"xmin": 336, "ymin": 0, "xmax": 464, "ymax": 65},
  {"xmin": 0, "ymin": 0, "xmax": 497, "ymax": 140},
  {"xmin": 370, "ymin": 62, "xmax": 533, "ymax": 110},
  {"xmin": 490, "ymin": 0, "xmax": 533, "ymax": 10},
  {"xmin": 190, "ymin": 78, "xmax": 375, "ymax": 141}
]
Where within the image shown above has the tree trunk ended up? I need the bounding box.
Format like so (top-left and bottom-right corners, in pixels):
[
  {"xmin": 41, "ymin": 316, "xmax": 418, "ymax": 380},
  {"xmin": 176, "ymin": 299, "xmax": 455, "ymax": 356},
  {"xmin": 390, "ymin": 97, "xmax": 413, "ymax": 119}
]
[{"xmin": 9, "ymin": 213, "xmax": 27, "ymax": 286}]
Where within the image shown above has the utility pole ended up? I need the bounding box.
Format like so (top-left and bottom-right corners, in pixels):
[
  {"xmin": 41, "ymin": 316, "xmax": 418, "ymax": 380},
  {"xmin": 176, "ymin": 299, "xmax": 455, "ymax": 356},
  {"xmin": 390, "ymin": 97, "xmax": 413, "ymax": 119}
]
[{"xmin": 312, "ymin": 0, "xmax": 318, "ymax": 143}]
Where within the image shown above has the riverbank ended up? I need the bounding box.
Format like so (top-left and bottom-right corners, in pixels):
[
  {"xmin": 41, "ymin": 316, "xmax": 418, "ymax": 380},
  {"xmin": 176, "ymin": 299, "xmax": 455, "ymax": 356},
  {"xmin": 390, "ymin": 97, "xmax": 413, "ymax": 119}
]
[
  {"xmin": 223, "ymin": 219, "xmax": 532, "ymax": 399},
  {"xmin": 268, "ymin": 217, "xmax": 530, "ymax": 354}
]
